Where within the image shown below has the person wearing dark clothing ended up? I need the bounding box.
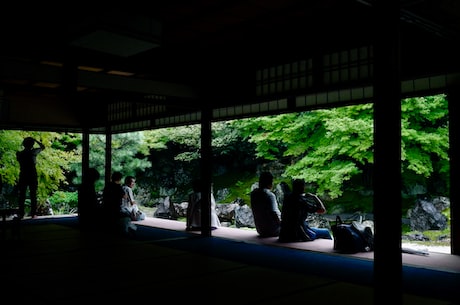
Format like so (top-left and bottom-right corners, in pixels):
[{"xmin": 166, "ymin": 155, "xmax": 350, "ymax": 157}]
[
  {"xmin": 250, "ymin": 171, "xmax": 282, "ymax": 237},
  {"xmin": 102, "ymin": 171, "xmax": 125, "ymax": 233},
  {"xmin": 279, "ymin": 178, "xmax": 332, "ymax": 242},
  {"xmin": 16, "ymin": 137, "xmax": 45, "ymax": 218},
  {"xmin": 78, "ymin": 168, "xmax": 101, "ymax": 230}
]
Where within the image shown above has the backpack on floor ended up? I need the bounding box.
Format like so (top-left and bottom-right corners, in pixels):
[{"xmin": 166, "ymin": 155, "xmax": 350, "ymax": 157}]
[{"xmin": 331, "ymin": 215, "xmax": 374, "ymax": 253}]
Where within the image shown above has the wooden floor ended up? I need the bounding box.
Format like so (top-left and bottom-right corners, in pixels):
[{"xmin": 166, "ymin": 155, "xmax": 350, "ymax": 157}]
[
  {"xmin": 1, "ymin": 215, "xmax": 458, "ymax": 305},
  {"xmin": 137, "ymin": 216, "xmax": 460, "ymax": 274}
]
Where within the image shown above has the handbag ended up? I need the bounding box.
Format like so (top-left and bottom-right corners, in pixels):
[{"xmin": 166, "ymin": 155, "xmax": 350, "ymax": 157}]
[{"xmin": 331, "ymin": 215, "xmax": 374, "ymax": 253}]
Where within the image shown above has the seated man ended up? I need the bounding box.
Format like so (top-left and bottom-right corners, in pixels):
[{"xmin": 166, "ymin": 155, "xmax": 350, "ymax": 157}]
[
  {"xmin": 250, "ymin": 171, "xmax": 281, "ymax": 237},
  {"xmin": 279, "ymin": 178, "xmax": 332, "ymax": 242}
]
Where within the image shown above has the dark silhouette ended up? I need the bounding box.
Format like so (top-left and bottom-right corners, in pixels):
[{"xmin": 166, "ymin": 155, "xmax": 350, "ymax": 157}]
[
  {"xmin": 279, "ymin": 178, "xmax": 332, "ymax": 242},
  {"xmin": 78, "ymin": 168, "xmax": 101, "ymax": 230},
  {"xmin": 16, "ymin": 137, "xmax": 45, "ymax": 218},
  {"xmin": 250, "ymin": 171, "xmax": 281, "ymax": 237},
  {"xmin": 102, "ymin": 171, "xmax": 125, "ymax": 233}
]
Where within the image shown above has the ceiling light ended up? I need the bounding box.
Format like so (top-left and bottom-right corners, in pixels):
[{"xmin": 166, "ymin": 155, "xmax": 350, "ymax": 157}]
[
  {"xmin": 78, "ymin": 66, "xmax": 104, "ymax": 72},
  {"xmin": 33, "ymin": 82, "xmax": 60, "ymax": 88},
  {"xmin": 107, "ymin": 70, "xmax": 135, "ymax": 77}
]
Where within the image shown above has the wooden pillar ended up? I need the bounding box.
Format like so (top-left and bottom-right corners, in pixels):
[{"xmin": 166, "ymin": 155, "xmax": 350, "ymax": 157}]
[
  {"xmin": 200, "ymin": 106, "xmax": 212, "ymax": 237},
  {"xmin": 373, "ymin": 1, "xmax": 402, "ymax": 304},
  {"xmin": 448, "ymin": 87, "xmax": 460, "ymax": 255}
]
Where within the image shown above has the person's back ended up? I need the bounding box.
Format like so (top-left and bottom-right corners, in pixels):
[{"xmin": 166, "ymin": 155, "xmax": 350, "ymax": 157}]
[
  {"xmin": 16, "ymin": 137, "xmax": 45, "ymax": 218},
  {"xmin": 78, "ymin": 168, "xmax": 101, "ymax": 229},
  {"xmin": 250, "ymin": 172, "xmax": 281, "ymax": 237},
  {"xmin": 279, "ymin": 179, "xmax": 331, "ymax": 242},
  {"xmin": 102, "ymin": 172, "xmax": 124, "ymax": 230},
  {"xmin": 279, "ymin": 190, "xmax": 312, "ymax": 242},
  {"xmin": 17, "ymin": 150, "xmax": 37, "ymax": 178}
]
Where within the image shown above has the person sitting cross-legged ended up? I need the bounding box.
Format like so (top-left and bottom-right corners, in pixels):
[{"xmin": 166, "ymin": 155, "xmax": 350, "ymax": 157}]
[{"xmin": 279, "ymin": 178, "xmax": 332, "ymax": 242}]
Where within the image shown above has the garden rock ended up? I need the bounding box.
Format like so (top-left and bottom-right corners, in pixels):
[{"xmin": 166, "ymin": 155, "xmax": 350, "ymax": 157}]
[{"xmin": 408, "ymin": 197, "xmax": 449, "ymax": 231}]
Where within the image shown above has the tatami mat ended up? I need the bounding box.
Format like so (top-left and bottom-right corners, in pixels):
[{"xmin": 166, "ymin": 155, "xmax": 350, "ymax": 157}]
[
  {"xmin": 1, "ymin": 216, "xmax": 458, "ymax": 305},
  {"xmin": 137, "ymin": 216, "xmax": 460, "ymax": 273}
]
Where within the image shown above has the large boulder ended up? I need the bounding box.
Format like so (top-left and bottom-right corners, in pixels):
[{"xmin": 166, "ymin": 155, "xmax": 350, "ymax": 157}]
[
  {"xmin": 408, "ymin": 197, "xmax": 449, "ymax": 231},
  {"xmin": 234, "ymin": 204, "xmax": 255, "ymax": 228}
]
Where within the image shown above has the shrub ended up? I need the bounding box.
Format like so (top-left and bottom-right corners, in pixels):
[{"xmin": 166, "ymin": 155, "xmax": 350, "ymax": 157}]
[{"xmin": 48, "ymin": 191, "xmax": 78, "ymax": 215}]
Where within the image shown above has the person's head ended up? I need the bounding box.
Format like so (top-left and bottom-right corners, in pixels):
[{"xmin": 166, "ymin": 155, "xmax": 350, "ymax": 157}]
[
  {"xmin": 258, "ymin": 171, "xmax": 274, "ymax": 189},
  {"xmin": 292, "ymin": 178, "xmax": 306, "ymax": 194},
  {"xmin": 87, "ymin": 168, "xmax": 100, "ymax": 182},
  {"xmin": 22, "ymin": 137, "xmax": 35, "ymax": 149},
  {"xmin": 111, "ymin": 171, "xmax": 123, "ymax": 183},
  {"xmin": 124, "ymin": 176, "xmax": 136, "ymax": 188}
]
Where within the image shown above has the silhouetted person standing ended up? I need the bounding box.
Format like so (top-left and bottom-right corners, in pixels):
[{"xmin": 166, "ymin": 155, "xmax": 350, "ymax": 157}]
[{"xmin": 16, "ymin": 137, "xmax": 45, "ymax": 218}]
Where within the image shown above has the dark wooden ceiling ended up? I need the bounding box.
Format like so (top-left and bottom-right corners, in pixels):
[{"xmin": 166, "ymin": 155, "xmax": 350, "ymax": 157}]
[{"xmin": 1, "ymin": 0, "xmax": 460, "ymax": 133}]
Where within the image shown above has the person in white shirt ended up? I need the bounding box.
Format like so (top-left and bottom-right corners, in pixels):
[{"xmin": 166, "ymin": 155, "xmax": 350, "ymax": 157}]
[
  {"xmin": 250, "ymin": 171, "xmax": 282, "ymax": 237},
  {"xmin": 121, "ymin": 176, "xmax": 146, "ymax": 221},
  {"xmin": 186, "ymin": 179, "xmax": 221, "ymax": 231},
  {"xmin": 121, "ymin": 176, "xmax": 146, "ymax": 233}
]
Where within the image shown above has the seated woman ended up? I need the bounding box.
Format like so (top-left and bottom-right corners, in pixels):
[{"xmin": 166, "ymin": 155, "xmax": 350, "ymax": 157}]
[
  {"xmin": 279, "ymin": 178, "xmax": 332, "ymax": 242},
  {"xmin": 186, "ymin": 179, "xmax": 221, "ymax": 231}
]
